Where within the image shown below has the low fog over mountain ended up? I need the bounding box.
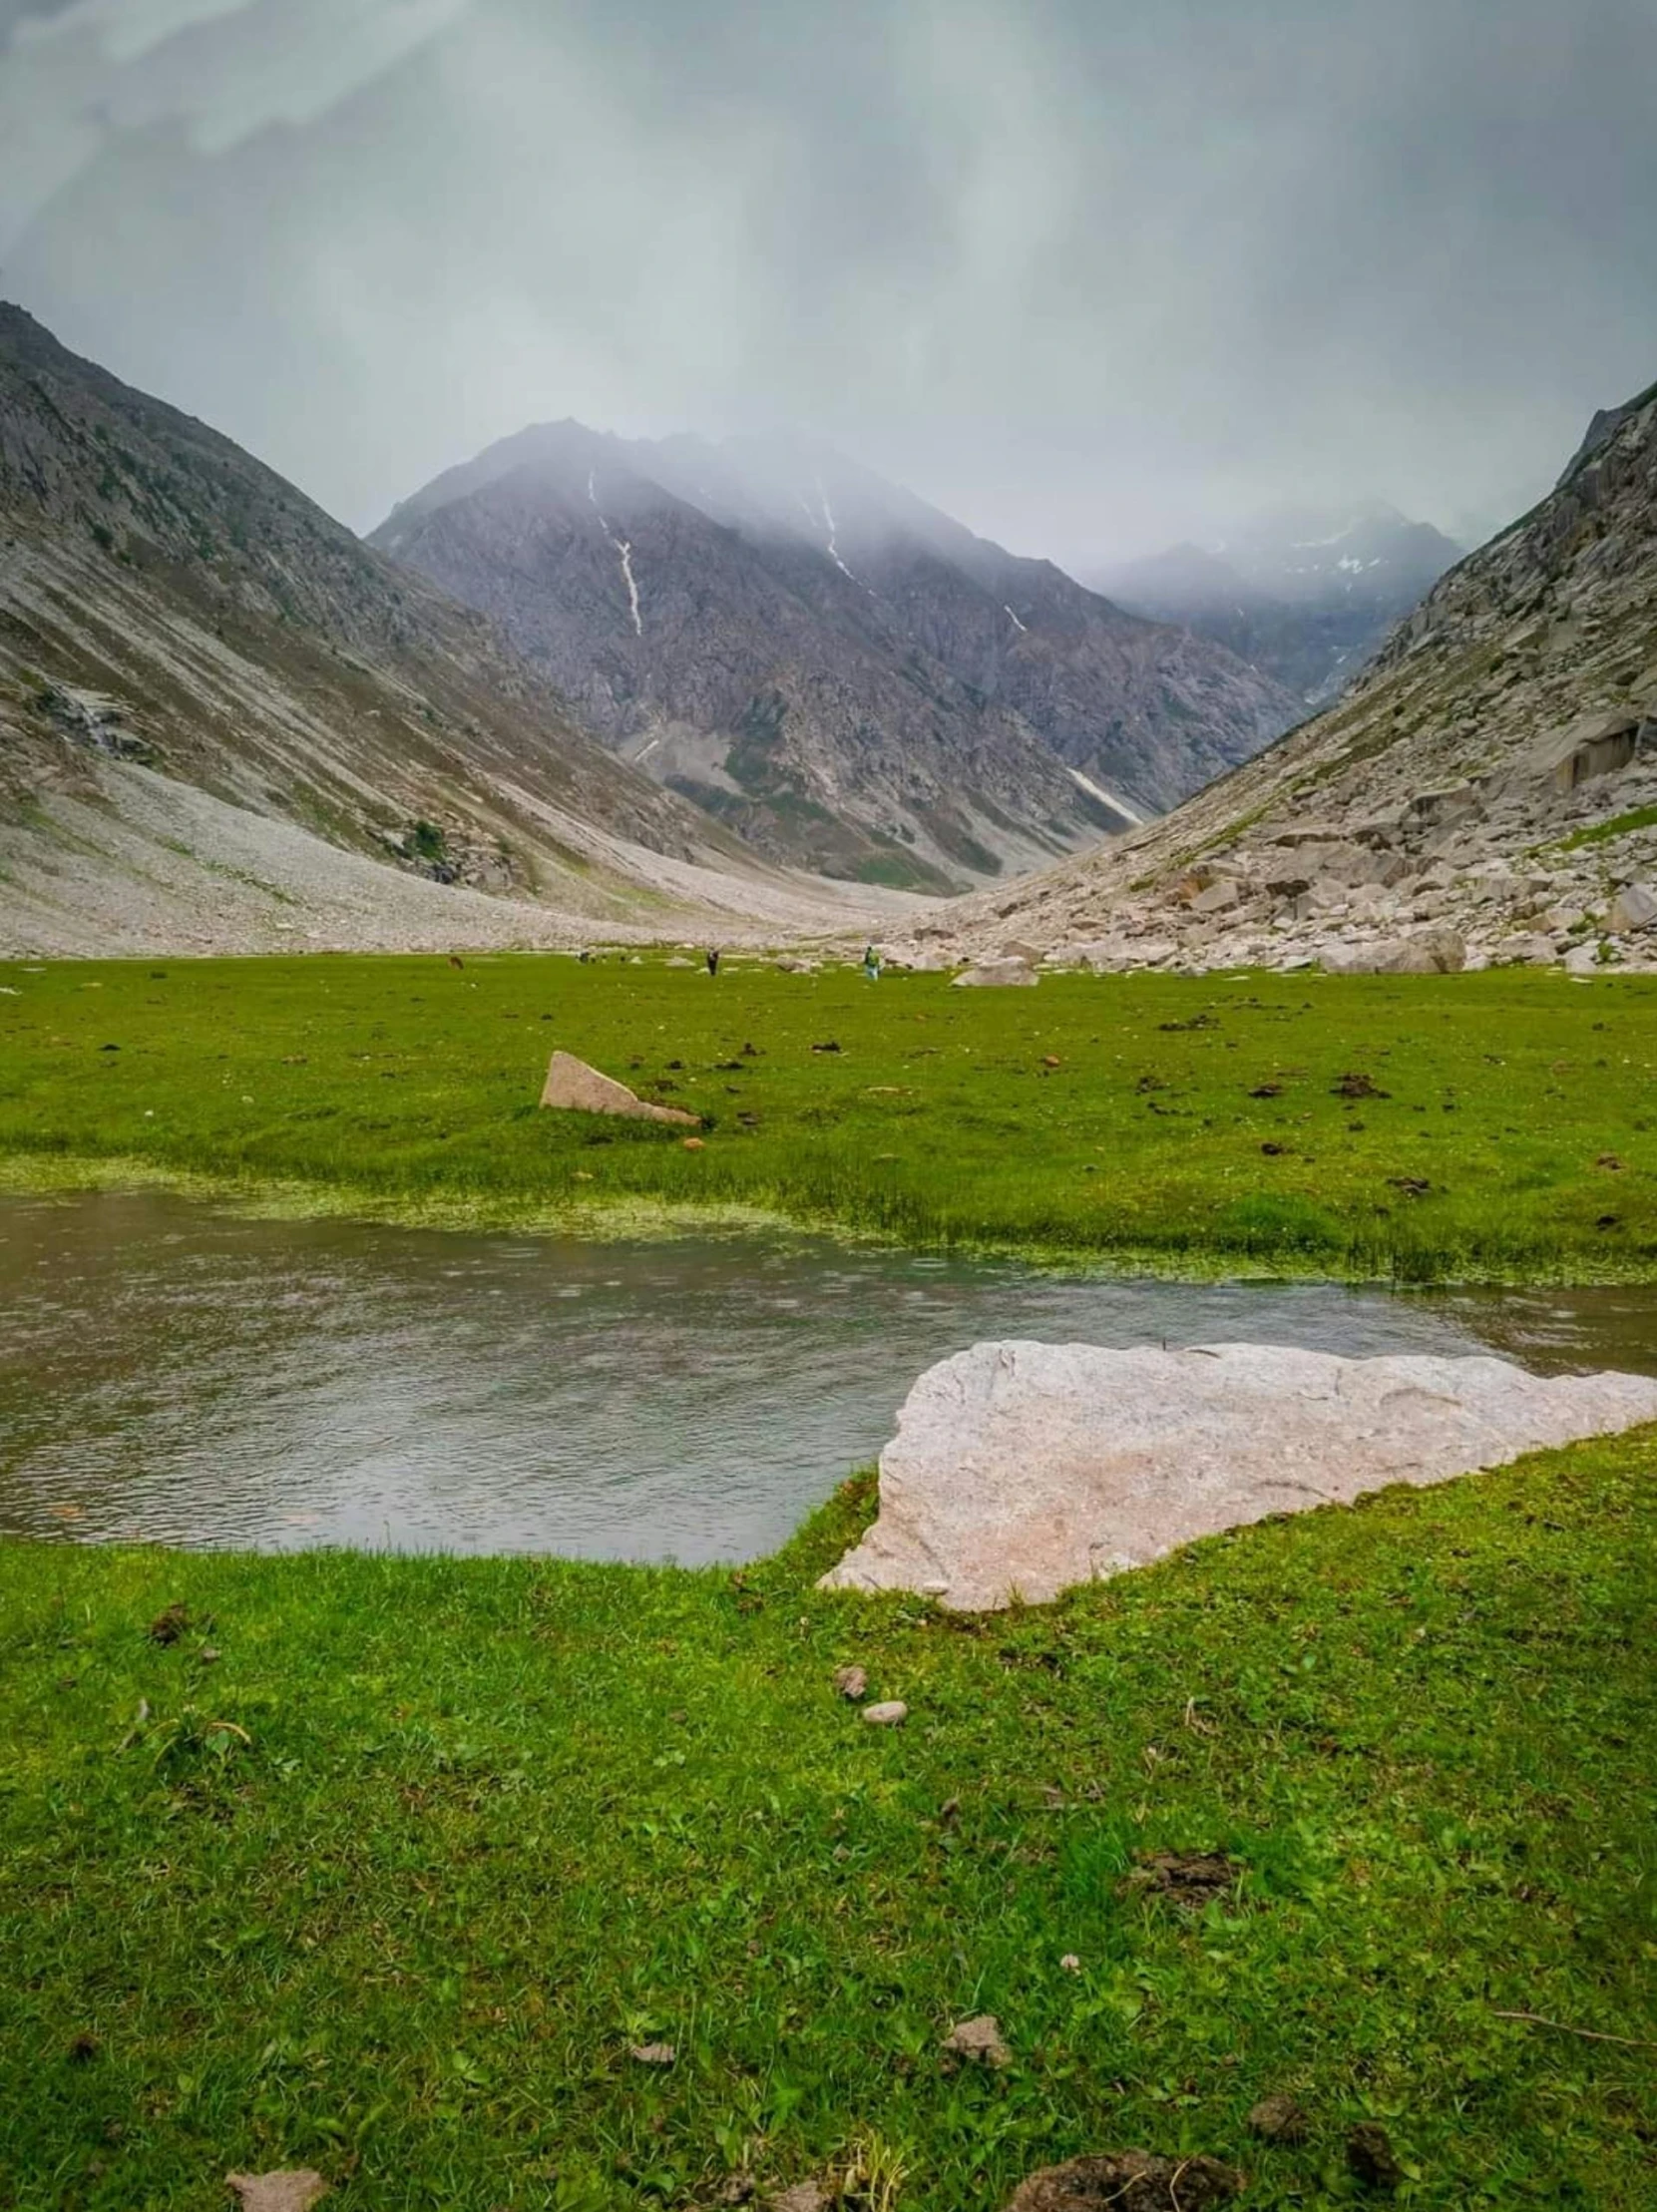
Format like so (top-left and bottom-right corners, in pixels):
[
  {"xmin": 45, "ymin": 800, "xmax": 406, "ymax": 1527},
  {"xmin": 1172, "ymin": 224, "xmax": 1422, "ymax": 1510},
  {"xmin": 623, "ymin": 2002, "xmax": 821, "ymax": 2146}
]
[
  {"xmin": 1098, "ymin": 504, "xmax": 1463, "ymax": 703},
  {"xmin": 374, "ymin": 425, "xmax": 1296, "ymax": 887},
  {"xmin": 5, "ymin": 2, "xmax": 1656, "ymax": 568}
]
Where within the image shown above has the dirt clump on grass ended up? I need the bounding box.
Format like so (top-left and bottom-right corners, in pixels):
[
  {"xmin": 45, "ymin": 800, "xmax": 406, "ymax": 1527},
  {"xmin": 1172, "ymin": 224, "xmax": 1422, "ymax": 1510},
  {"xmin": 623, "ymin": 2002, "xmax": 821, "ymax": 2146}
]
[
  {"xmin": 1247, "ymin": 2093, "xmax": 1310, "ymax": 2143},
  {"xmin": 1121, "ymin": 1850, "xmax": 1240, "ymax": 1906},
  {"xmin": 1347, "ymin": 2122, "xmax": 1405, "ymax": 2190},
  {"xmin": 1004, "ymin": 2149, "xmax": 1242, "ymax": 2209},
  {"xmin": 940, "ymin": 2012, "xmax": 1013, "ymax": 2067}
]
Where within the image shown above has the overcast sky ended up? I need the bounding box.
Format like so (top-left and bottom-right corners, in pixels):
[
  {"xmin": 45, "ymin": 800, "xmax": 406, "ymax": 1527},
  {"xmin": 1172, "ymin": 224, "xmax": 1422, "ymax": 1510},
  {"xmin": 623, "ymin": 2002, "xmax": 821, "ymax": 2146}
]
[{"xmin": 3, "ymin": 0, "xmax": 1656, "ymax": 567}]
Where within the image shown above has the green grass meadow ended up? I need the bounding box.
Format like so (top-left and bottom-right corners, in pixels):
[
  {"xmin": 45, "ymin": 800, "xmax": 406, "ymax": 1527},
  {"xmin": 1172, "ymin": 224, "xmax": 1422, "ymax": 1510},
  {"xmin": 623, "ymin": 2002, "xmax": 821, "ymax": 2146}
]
[
  {"xmin": 2, "ymin": 953, "xmax": 1656, "ymax": 1277},
  {"xmin": 2, "ymin": 951, "xmax": 1656, "ymax": 2206},
  {"xmin": 3, "ymin": 1443, "xmax": 1655, "ymax": 2210}
]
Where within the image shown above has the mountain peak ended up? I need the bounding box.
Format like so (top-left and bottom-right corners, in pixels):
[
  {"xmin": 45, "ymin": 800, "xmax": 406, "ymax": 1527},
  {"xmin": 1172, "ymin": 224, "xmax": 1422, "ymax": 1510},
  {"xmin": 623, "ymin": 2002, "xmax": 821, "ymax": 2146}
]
[
  {"xmin": 1556, "ymin": 374, "xmax": 1657, "ymax": 488},
  {"xmin": 371, "ymin": 421, "xmax": 1299, "ymax": 887},
  {"xmin": 0, "ymin": 302, "xmax": 770, "ymax": 954}
]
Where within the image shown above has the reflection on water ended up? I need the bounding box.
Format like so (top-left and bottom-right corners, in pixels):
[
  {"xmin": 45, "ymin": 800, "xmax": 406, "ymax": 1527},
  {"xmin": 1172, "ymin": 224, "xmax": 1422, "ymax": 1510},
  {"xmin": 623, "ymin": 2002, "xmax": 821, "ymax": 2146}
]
[{"xmin": 2, "ymin": 1191, "xmax": 1654, "ymax": 1563}]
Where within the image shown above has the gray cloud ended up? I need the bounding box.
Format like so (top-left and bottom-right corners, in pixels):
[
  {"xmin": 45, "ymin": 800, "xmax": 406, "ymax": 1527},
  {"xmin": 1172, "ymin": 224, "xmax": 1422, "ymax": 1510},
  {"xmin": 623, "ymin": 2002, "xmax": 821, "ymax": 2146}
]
[{"xmin": 3, "ymin": 0, "xmax": 1656, "ymax": 565}]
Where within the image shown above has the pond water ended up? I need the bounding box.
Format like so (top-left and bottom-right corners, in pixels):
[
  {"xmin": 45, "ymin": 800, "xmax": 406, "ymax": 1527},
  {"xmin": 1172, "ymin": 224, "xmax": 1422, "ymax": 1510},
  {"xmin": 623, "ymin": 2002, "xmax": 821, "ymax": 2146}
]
[{"xmin": 3, "ymin": 1190, "xmax": 1655, "ymax": 1563}]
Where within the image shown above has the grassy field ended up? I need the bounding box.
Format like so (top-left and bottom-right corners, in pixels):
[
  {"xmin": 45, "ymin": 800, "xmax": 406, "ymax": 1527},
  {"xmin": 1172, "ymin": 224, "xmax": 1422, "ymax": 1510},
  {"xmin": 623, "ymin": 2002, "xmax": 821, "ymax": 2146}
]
[
  {"xmin": 4, "ymin": 950, "xmax": 1655, "ymax": 2206},
  {"xmin": 2, "ymin": 954, "xmax": 1657, "ymax": 1278},
  {"xmin": 2, "ymin": 1439, "xmax": 1654, "ymax": 2209}
]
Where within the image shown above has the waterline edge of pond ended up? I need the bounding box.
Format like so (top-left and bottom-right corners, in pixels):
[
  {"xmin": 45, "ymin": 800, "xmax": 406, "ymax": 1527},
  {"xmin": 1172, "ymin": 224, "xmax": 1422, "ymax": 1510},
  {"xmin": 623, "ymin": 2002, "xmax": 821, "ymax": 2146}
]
[{"xmin": 6, "ymin": 1146, "xmax": 1655, "ymax": 1287}]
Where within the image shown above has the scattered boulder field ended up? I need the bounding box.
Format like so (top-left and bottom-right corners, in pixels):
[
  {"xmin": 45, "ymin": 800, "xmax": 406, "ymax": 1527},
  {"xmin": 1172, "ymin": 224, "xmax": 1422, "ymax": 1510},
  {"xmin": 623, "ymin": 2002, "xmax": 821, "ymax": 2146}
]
[
  {"xmin": 822, "ymin": 1340, "xmax": 1657, "ymax": 1611},
  {"xmin": 873, "ymin": 697, "xmax": 1657, "ymax": 983}
]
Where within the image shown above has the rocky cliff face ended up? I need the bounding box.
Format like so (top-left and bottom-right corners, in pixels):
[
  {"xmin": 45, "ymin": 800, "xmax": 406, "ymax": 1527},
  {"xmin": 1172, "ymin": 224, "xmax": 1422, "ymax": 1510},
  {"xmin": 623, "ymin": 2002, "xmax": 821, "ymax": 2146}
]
[
  {"xmin": 0, "ymin": 304, "xmax": 882, "ymax": 953},
  {"xmin": 907, "ymin": 381, "xmax": 1657, "ymax": 979},
  {"xmin": 1099, "ymin": 503, "xmax": 1461, "ymax": 705},
  {"xmin": 372, "ymin": 426, "xmax": 1297, "ymax": 891}
]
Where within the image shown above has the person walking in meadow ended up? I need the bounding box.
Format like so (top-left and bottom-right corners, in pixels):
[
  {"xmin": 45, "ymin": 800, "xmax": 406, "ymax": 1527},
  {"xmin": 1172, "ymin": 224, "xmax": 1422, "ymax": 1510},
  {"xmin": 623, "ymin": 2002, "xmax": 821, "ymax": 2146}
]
[
  {"xmin": 706, "ymin": 948, "xmax": 720, "ymax": 977},
  {"xmin": 862, "ymin": 943, "xmax": 882, "ymax": 981}
]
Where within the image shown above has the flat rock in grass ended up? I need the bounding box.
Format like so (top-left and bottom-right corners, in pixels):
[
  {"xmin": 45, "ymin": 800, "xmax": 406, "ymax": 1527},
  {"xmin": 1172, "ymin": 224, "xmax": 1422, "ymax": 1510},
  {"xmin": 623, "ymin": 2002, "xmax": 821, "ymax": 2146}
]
[
  {"xmin": 1005, "ymin": 2149, "xmax": 1241, "ymax": 2209},
  {"xmin": 539, "ymin": 1051, "xmax": 698, "ymax": 1127},
  {"xmin": 832, "ymin": 1664, "xmax": 868, "ymax": 1700},
  {"xmin": 820, "ymin": 1341, "xmax": 1657, "ymax": 1611},
  {"xmin": 861, "ymin": 1699, "xmax": 907, "ymax": 1726},
  {"xmin": 628, "ymin": 2041, "xmax": 676, "ymax": 2066},
  {"xmin": 226, "ymin": 2175, "xmax": 329, "ymax": 2212},
  {"xmin": 766, "ymin": 2186, "xmax": 828, "ymax": 2212}
]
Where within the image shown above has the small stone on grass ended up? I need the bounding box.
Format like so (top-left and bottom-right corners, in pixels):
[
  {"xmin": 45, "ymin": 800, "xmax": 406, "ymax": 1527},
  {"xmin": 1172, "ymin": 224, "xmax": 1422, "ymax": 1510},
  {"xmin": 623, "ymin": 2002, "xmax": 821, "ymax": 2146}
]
[
  {"xmin": 832, "ymin": 1665, "xmax": 868, "ymax": 1700},
  {"xmin": 861, "ymin": 1700, "xmax": 907, "ymax": 1726}
]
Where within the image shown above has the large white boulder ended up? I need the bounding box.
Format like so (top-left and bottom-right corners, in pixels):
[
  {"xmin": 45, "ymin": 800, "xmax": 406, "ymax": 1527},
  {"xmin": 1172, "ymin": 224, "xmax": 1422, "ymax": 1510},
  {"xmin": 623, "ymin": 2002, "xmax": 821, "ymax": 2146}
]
[
  {"xmin": 1382, "ymin": 927, "xmax": 1467, "ymax": 974},
  {"xmin": 820, "ymin": 1340, "xmax": 1657, "ymax": 1611}
]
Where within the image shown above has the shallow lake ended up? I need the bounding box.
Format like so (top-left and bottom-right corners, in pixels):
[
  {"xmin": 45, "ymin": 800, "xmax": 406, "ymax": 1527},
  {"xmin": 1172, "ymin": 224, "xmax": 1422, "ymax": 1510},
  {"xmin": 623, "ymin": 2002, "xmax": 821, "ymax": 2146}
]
[{"xmin": 3, "ymin": 1189, "xmax": 1655, "ymax": 1562}]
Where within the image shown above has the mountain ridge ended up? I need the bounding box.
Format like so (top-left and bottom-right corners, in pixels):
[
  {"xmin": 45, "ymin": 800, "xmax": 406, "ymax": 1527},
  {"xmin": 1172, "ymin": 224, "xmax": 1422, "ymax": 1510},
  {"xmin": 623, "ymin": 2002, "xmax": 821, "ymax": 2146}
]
[
  {"xmin": 0, "ymin": 303, "xmax": 906, "ymax": 954},
  {"xmin": 372, "ymin": 422, "xmax": 1300, "ymax": 889},
  {"xmin": 920, "ymin": 383, "xmax": 1657, "ymax": 979}
]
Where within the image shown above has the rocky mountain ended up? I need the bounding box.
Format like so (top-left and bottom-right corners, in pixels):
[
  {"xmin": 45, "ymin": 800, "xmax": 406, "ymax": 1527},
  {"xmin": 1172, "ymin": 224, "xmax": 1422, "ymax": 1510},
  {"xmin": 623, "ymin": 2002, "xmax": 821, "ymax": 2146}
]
[
  {"xmin": 905, "ymin": 378, "xmax": 1657, "ymax": 980},
  {"xmin": 1098, "ymin": 503, "xmax": 1462, "ymax": 705},
  {"xmin": 0, "ymin": 304, "xmax": 897, "ymax": 955},
  {"xmin": 372, "ymin": 426, "xmax": 1298, "ymax": 892}
]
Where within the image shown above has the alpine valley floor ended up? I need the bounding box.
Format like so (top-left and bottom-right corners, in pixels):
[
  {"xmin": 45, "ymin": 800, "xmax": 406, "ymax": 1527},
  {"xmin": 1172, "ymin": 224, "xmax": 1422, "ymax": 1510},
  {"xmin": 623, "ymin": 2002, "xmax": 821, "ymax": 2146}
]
[{"xmin": 3, "ymin": 953, "xmax": 1656, "ymax": 2209}]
